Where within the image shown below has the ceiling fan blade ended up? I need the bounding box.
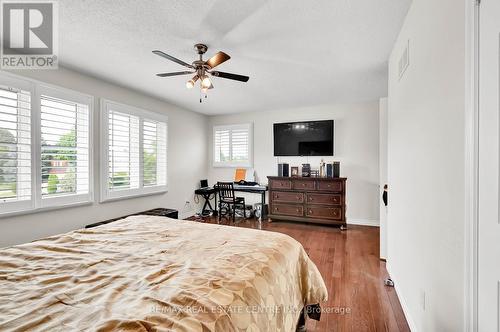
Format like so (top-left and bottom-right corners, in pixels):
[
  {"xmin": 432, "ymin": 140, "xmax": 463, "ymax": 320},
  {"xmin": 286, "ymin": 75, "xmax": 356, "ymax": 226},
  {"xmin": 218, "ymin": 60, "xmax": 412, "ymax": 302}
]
[
  {"xmin": 205, "ymin": 51, "xmax": 231, "ymax": 69},
  {"xmin": 156, "ymin": 71, "xmax": 194, "ymax": 77},
  {"xmin": 153, "ymin": 50, "xmax": 194, "ymax": 69},
  {"xmin": 211, "ymin": 71, "xmax": 249, "ymax": 82}
]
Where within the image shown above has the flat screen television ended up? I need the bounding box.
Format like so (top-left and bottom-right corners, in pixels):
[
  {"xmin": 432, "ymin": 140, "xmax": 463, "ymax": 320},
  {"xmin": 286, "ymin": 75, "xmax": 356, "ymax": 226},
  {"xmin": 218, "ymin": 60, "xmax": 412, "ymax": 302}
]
[{"xmin": 273, "ymin": 120, "xmax": 334, "ymax": 156}]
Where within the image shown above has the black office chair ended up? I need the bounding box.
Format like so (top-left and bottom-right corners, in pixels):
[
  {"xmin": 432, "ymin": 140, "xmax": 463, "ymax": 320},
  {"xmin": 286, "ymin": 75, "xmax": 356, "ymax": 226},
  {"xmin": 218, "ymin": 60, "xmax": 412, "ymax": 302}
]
[{"xmin": 217, "ymin": 181, "xmax": 246, "ymax": 223}]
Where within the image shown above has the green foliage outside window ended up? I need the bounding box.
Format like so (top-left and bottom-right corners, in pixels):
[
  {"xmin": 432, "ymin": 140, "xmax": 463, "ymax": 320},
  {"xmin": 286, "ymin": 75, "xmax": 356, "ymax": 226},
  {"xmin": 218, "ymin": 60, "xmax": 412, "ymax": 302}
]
[
  {"xmin": 143, "ymin": 150, "xmax": 157, "ymax": 186},
  {"xmin": 47, "ymin": 174, "xmax": 59, "ymax": 194},
  {"xmin": 42, "ymin": 130, "xmax": 77, "ymax": 195},
  {"xmin": 110, "ymin": 171, "xmax": 130, "ymax": 188},
  {"xmin": 0, "ymin": 129, "xmax": 17, "ymax": 199}
]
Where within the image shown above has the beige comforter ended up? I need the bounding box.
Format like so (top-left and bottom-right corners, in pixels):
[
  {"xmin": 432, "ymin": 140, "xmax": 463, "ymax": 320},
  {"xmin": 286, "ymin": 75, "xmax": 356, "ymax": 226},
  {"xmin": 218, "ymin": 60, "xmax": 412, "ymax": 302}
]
[{"xmin": 0, "ymin": 216, "xmax": 327, "ymax": 331}]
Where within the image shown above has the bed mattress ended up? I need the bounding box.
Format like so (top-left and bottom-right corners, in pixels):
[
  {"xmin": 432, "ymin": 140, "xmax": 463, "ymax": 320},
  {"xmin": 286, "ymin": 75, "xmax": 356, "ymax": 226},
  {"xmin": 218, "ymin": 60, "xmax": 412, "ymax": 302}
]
[{"xmin": 0, "ymin": 216, "xmax": 327, "ymax": 331}]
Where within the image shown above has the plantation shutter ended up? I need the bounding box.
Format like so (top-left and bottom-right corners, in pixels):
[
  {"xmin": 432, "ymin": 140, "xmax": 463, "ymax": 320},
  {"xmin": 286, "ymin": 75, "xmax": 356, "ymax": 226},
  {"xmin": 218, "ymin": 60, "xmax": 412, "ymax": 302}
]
[
  {"xmin": 0, "ymin": 83, "xmax": 31, "ymax": 203},
  {"xmin": 108, "ymin": 110, "xmax": 140, "ymax": 191},
  {"xmin": 214, "ymin": 128, "xmax": 230, "ymax": 163},
  {"xmin": 143, "ymin": 119, "xmax": 167, "ymax": 187},
  {"xmin": 213, "ymin": 124, "xmax": 251, "ymax": 166},
  {"xmin": 101, "ymin": 100, "xmax": 168, "ymax": 202},
  {"xmin": 40, "ymin": 94, "xmax": 90, "ymax": 198},
  {"xmin": 231, "ymin": 127, "xmax": 249, "ymax": 162}
]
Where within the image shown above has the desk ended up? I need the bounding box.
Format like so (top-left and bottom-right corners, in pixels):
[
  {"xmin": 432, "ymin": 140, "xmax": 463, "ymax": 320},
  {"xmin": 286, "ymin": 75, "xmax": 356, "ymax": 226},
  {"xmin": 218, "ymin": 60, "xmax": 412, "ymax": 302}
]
[{"xmin": 195, "ymin": 184, "xmax": 269, "ymax": 221}]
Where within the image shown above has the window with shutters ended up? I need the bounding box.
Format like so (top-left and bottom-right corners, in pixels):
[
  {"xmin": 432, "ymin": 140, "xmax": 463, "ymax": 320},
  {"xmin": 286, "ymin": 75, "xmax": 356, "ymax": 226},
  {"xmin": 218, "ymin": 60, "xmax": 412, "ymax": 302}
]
[
  {"xmin": 0, "ymin": 75, "xmax": 94, "ymax": 216},
  {"xmin": 39, "ymin": 85, "xmax": 92, "ymax": 208},
  {"xmin": 108, "ymin": 110, "xmax": 140, "ymax": 191},
  {"xmin": 143, "ymin": 120, "xmax": 167, "ymax": 187},
  {"xmin": 0, "ymin": 77, "xmax": 32, "ymax": 213},
  {"xmin": 101, "ymin": 100, "xmax": 168, "ymax": 202},
  {"xmin": 213, "ymin": 124, "xmax": 252, "ymax": 167}
]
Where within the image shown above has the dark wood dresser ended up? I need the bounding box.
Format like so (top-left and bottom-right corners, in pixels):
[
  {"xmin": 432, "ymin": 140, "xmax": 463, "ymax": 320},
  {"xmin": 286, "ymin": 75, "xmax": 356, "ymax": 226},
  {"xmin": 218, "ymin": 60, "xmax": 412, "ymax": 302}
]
[{"xmin": 267, "ymin": 176, "xmax": 347, "ymax": 226}]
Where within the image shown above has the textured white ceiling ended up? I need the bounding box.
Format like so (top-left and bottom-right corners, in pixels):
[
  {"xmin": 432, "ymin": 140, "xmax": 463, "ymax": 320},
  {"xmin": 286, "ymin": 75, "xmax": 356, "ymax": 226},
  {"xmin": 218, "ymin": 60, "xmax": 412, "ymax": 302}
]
[{"xmin": 59, "ymin": 0, "xmax": 411, "ymax": 115}]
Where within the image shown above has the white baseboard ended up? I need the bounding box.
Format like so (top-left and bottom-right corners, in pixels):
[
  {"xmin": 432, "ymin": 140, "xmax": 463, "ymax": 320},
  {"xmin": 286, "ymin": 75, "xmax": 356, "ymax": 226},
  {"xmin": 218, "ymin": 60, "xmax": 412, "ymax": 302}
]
[
  {"xmin": 386, "ymin": 263, "xmax": 418, "ymax": 332},
  {"xmin": 347, "ymin": 219, "xmax": 380, "ymax": 227}
]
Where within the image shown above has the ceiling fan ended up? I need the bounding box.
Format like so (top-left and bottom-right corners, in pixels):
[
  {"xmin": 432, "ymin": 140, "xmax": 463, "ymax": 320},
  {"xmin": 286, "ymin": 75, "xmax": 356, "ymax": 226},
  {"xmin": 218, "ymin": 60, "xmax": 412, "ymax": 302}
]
[{"xmin": 153, "ymin": 44, "xmax": 249, "ymax": 100}]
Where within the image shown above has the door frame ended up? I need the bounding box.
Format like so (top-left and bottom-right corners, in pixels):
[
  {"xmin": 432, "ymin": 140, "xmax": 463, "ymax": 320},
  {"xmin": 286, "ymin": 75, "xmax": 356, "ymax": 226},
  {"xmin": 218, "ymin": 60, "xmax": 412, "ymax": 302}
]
[{"xmin": 465, "ymin": 0, "xmax": 480, "ymax": 330}]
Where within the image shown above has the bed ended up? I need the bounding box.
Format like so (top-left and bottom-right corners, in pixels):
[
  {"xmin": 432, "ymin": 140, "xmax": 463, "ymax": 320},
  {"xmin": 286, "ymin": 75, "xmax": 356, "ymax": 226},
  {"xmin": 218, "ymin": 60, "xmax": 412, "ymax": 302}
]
[{"xmin": 0, "ymin": 216, "xmax": 328, "ymax": 331}]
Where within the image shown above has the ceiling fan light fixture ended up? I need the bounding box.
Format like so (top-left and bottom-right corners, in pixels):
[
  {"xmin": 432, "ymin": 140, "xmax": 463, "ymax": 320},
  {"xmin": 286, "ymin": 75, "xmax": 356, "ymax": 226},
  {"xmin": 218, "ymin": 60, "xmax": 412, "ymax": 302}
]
[
  {"xmin": 201, "ymin": 75, "xmax": 212, "ymax": 89},
  {"xmin": 153, "ymin": 44, "xmax": 249, "ymax": 100}
]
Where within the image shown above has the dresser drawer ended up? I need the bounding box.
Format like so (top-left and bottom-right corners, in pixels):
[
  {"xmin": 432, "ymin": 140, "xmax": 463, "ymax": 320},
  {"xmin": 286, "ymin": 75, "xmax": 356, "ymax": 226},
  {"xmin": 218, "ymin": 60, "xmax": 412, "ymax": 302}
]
[
  {"xmin": 271, "ymin": 204, "xmax": 304, "ymax": 217},
  {"xmin": 306, "ymin": 193, "xmax": 342, "ymax": 206},
  {"xmin": 270, "ymin": 179, "xmax": 292, "ymax": 190},
  {"xmin": 306, "ymin": 206, "xmax": 342, "ymax": 220},
  {"xmin": 293, "ymin": 180, "xmax": 315, "ymax": 190},
  {"xmin": 272, "ymin": 191, "xmax": 304, "ymax": 203},
  {"xmin": 316, "ymin": 181, "xmax": 343, "ymax": 192}
]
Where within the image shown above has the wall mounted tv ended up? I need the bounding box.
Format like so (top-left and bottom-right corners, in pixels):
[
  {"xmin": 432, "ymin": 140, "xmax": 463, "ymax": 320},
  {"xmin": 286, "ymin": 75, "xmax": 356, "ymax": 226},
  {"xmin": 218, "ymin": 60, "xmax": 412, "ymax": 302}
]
[{"xmin": 273, "ymin": 120, "xmax": 334, "ymax": 156}]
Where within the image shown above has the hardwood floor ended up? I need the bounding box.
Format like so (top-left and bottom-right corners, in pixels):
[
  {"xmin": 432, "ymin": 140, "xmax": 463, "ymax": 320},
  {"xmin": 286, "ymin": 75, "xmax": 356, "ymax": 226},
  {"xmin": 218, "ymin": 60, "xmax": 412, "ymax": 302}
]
[{"xmin": 186, "ymin": 215, "xmax": 410, "ymax": 332}]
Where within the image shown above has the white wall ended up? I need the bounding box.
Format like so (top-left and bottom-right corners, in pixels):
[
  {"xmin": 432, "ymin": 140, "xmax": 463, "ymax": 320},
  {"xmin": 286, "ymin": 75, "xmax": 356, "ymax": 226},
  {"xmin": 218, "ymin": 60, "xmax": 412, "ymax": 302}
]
[
  {"xmin": 208, "ymin": 102, "xmax": 380, "ymax": 225},
  {"xmin": 0, "ymin": 68, "xmax": 208, "ymax": 248},
  {"xmin": 387, "ymin": 0, "xmax": 466, "ymax": 331},
  {"xmin": 379, "ymin": 97, "xmax": 388, "ymax": 259}
]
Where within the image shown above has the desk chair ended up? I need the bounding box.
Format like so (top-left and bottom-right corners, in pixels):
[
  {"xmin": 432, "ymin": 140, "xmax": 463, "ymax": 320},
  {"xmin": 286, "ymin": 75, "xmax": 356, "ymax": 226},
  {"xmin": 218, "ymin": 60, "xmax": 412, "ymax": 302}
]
[{"xmin": 217, "ymin": 181, "xmax": 246, "ymax": 223}]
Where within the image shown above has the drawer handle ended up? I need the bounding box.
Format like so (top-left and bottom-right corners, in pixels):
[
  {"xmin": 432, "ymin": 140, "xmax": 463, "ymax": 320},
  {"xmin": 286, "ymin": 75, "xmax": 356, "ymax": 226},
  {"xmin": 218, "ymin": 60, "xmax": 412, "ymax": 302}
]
[
  {"xmin": 309, "ymin": 210, "xmax": 313, "ymax": 214},
  {"xmin": 297, "ymin": 195, "xmax": 301, "ymax": 200},
  {"xmin": 297, "ymin": 208, "xmax": 300, "ymax": 212}
]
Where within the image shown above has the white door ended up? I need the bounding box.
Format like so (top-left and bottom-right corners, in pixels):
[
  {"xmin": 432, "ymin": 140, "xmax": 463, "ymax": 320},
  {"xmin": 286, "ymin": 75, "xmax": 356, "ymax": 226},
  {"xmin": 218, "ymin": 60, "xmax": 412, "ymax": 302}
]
[{"xmin": 478, "ymin": 0, "xmax": 500, "ymax": 330}]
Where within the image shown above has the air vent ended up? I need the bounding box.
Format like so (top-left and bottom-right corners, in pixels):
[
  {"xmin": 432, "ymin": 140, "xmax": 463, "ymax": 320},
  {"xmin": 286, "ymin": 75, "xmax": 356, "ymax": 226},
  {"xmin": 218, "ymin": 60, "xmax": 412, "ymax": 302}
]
[{"xmin": 398, "ymin": 40, "xmax": 410, "ymax": 80}]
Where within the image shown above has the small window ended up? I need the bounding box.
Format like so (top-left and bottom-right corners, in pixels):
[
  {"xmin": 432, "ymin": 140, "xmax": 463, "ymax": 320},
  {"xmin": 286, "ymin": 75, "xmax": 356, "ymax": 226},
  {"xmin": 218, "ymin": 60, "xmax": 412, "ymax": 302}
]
[
  {"xmin": 213, "ymin": 123, "xmax": 252, "ymax": 167},
  {"xmin": 100, "ymin": 99, "xmax": 168, "ymax": 202}
]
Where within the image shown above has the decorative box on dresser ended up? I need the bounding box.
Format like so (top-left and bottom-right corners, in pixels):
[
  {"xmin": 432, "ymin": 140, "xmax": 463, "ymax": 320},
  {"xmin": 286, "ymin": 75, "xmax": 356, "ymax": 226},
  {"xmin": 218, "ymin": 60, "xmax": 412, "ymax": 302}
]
[{"xmin": 267, "ymin": 176, "xmax": 347, "ymax": 227}]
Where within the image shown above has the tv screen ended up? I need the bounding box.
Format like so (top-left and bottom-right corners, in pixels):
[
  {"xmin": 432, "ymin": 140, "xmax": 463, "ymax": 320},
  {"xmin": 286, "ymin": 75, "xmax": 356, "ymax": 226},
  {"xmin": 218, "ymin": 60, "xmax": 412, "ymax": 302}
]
[{"xmin": 273, "ymin": 120, "xmax": 334, "ymax": 156}]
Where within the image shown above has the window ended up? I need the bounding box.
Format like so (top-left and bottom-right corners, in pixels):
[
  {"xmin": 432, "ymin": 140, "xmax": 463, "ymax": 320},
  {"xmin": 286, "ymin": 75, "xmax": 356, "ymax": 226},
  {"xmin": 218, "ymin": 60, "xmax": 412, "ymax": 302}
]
[
  {"xmin": 143, "ymin": 119, "xmax": 167, "ymax": 187},
  {"xmin": 101, "ymin": 100, "xmax": 167, "ymax": 202},
  {"xmin": 108, "ymin": 110, "xmax": 140, "ymax": 191},
  {"xmin": 39, "ymin": 85, "xmax": 92, "ymax": 208},
  {"xmin": 0, "ymin": 77, "xmax": 32, "ymax": 213},
  {"xmin": 0, "ymin": 74, "xmax": 93, "ymax": 216},
  {"xmin": 213, "ymin": 123, "xmax": 252, "ymax": 167}
]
